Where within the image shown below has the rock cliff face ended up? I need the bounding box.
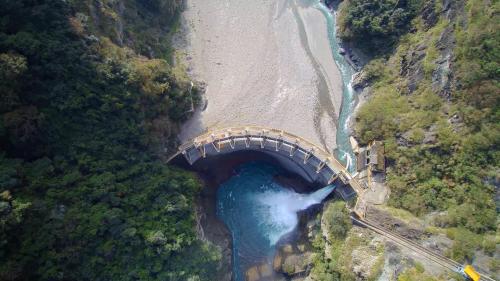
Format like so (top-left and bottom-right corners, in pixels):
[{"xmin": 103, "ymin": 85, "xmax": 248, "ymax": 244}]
[
  {"xmin": 350, "ymin": 0, "xmax": 463, "ymax": 98},
  {"xmin": 401, "ymin": 1, "xmax": 463, "ymax": 98},
  {"xmin": 195, "ymin": 184, "xmax": 233, "ymax": 281}
]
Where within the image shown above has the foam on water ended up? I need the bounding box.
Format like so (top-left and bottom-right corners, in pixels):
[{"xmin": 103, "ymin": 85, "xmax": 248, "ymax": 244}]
[
  {"xmin": 254, "ymin": 184, "xmax": 334, "ymax": 245},
  {"xmin": 313, "ymin": 1, "xmax": 358, "ymax": 173},
  {"xmin": 215, "ymin": 2, "xmax": 360, "ymax": 280},
  {"xmin": 216, "ymin": 162, "xmax": 334, "ymax": 281}
]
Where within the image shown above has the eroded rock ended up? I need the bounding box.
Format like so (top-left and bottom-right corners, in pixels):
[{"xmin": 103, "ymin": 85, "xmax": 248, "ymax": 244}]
[
  {"xmin": 245, "ymin": 263, "xmax": 273, "ymax": 281},
  {"xmin": 400, "ymin": 44, "xmax": 426, "ymax": 94},
  {"xmin": 352, "ymin": 70, "xmax": 370, "ymax": 91},
  {"xmin": 351, "ymin": 235, "xmax": 385, "ymax": 280},
  {"xmin": 274, "ymin": 243, "xmax": 313, "ymax": 277},
  {"xmin": 421, "ymin": 0, "xmax": 439, "ymax": 29}
]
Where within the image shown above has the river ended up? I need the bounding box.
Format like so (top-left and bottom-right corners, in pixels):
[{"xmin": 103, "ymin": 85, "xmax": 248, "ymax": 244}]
[
  {"xmin": 216, "ymin": 162, "xmax": 334, "ymax": 280},
  {"xmin": 294, "ymin": 0, "xmax": 358, "ymax": 171},
  {"xmin": 180, "ymin": 0, "xmax": 358, "ymax": 279},
  {"xmin": 314, "ymin": 1, "xmax": 358, "ymax": 172}
]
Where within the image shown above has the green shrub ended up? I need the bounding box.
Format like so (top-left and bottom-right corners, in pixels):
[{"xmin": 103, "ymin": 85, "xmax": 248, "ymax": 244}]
[
  {"xmin": 397, "ymin": 267, "xmax": 441, "ymax": 281},
  {"xmin": 323, "ymin": 201, "xmax": 352, "ymax": 240},
  {"xmin": 446, "ymin": 228, "xmax": 481, "ymax": 262},
  {"xmin": 354, "ymin": 0, "xmax": 498, "ymax": 236}
]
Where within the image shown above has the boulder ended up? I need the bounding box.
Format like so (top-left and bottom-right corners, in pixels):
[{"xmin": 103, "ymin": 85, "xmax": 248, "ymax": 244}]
[
  {"xmin": 258, "ymin": 264, "xmax": 272, "ymax": 278},
  {"xmin": 396, "ymin": 133, "xmax": 411, "ymax": 147},
  {"xmin": 245, "ymin": 263, "xmax": 273, "ymax": 281},
  {"xmin": 273, "ymin": 251, "xmax": 283, "ymax": 272},
  {"xmin": 297, "ymin": 244, "xmax": 306, "ymax": 252},
  {"xmin": 282, "ymin": 244, "xmax": 293, "ymax": 254},
  {"xmin": 274, "ymin": 243, "xmax": 313, "ymax": 277},
  {"xmin": 245, "ymin": 266, "xmax": 260, "ymax": 281},
  {"xmin": 282, "ymin": 253, "xmax": 311, "ymax": 275},
  {"xmin": 423, "ymin": 128, "xmax": 438, "ymax": 145}
]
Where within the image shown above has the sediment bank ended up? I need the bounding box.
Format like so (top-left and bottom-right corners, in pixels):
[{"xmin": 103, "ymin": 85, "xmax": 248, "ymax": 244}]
[{"xmin": 178, "ymin": 0, "xmax": 343, "ymax": 152}]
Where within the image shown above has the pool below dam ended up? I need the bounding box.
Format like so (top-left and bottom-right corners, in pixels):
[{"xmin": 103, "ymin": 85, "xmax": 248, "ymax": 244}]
[
  {"xmin": 184, "ymin": 0, "xmax": 360, "ymax": 279},
  {"xmin": 216, "ymin": 161, "xmax": 334, "ymax": 280}
]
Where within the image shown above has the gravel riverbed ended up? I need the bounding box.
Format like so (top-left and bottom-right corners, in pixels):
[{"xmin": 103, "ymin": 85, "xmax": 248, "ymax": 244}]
[{"xmin": 178, "ymin": 0, "xmax": 343, "ymax": 151}]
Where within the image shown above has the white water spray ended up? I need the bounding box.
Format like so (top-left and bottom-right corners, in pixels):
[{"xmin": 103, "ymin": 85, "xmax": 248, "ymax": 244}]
[{"xmin": 252, "ymin": 184, "xmax": 335, "ymax": 245}]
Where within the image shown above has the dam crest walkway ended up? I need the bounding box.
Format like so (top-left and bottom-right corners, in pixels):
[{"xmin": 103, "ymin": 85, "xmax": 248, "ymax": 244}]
[
  {"xmin": 169, "ymin": 126, "xmax": 367, "ymax": 212},
  {"xmin": 168, "ymin": 126, "xmax": 497, "ymax": 281}
]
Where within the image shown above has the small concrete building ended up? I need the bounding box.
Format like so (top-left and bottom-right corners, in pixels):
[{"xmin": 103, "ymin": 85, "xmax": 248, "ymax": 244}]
[
  {"xmin": 368, "ymin": 141, "xmax": 385, "ymax": 172},
  {"xmin": 356, "ymin": 141, "xmax": 385, "ymax": 173}
]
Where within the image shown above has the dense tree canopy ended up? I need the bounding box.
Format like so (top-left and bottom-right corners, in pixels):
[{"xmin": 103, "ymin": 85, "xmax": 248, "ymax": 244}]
[
  {"xmin": 0, "ymin": 0, "xmax": 218, "ymax": 280},
  {"xmin": 338, "ymin": 0, "xmax": 422, "ymax": 53}
]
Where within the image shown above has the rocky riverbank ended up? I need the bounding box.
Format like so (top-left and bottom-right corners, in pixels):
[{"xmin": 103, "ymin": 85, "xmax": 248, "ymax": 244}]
[
  {"xmin": 186, "ymin": 151, "xmax": 326, "ymax": 281},
  {"xmin": 244, "ymin": 202, "xmax": 325, "ymax": 281}
]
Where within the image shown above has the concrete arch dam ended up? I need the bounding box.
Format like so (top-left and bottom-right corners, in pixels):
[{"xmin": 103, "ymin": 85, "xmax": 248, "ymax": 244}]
[{"xmin": 170, "ymin": 126, "xmax": 366, "ymax": 201}]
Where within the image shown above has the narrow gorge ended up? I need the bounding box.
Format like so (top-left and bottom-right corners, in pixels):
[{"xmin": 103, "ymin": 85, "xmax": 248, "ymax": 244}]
[
  {"xmin": 0, "ymin": 0, "xmax": 497, "ymax": 281},
  {"xmin": 176, "ymin": 0, "xmax": 362, "ymax": 280}
]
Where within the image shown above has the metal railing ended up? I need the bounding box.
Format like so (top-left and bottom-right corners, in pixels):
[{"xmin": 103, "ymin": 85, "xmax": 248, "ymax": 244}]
[
  {"xmin": 180, "ymin": 126, "xmax": 342, "ymax": 168},
  {"xmin": 173, "ymin": 125, "xmax": 367, "ymax": 216}
]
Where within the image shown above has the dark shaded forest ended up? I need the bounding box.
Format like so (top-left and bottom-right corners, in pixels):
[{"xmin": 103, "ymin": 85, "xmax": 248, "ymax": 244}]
[
  {"xmin": 0, "ymin": 0, "xmax": 219, "ymax": 280},
  {"xmin": 338, "ymin": 0, "xmax": 422, "ymax": 53}
]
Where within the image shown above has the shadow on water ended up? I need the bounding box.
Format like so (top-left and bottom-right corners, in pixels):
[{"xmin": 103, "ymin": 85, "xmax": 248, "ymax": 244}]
[
  {"xmin": 169, "ymin": 0, "xmax": 360, "ymax": 278},
  {"xmin": 171, "ymin": 151, "xmax": 337, "ymax": 281}
]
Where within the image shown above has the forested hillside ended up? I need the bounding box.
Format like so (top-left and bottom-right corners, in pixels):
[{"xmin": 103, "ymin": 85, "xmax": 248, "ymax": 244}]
[
  {"xmin": 0, "ymin": 0, "xmax": 219, "ymax": 280},
  {"xmin": 338, "ymin": 0, "xmax": 422, "ymax": 53},
  {"xmin": 341, "ymin": 0, "xmax": 498, "ymax": 266}
]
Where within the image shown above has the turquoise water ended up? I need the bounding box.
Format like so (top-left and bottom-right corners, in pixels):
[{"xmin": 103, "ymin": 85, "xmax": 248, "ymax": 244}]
[
  {"xmin": 314, "ymin": 1, "xmax": 357, "ymax": 173},
  {"xmin": 216, "ymin": 162, "xmax": 334, "ymax": 280},
  {"xmin": 215, "ymin": 2, "xmax": 358, "ymax": 280}
]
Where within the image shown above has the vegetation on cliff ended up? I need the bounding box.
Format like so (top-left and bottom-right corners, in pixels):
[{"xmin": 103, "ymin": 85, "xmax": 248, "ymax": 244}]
[
  {"xmin": 349, "ymin": 0, "xmax": 498, "ymax": 265},
  {"xmin": 309, "ymin": 201, "xmax": 357, "ymax": 281},
  {"xmin": 0, "ymin": 0, "xmax": 218, "ymax": 280},
  {"xmin": 338, "ymin": 0, "xmax": 422, "ymax": 53}
]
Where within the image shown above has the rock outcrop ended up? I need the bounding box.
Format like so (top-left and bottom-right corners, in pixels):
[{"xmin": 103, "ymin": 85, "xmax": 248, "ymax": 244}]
[
  {"xmin": 273, "ymin": 243, "xmax": 313, "ymax": 278},
  {"xmin": 245, "ymin": 263, "xmax": 273, "ymax": 281},
  {"xmin": 400, "ymin": 43, "xmax": 427, "ymax": 94}
]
